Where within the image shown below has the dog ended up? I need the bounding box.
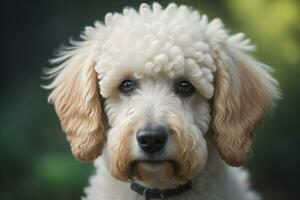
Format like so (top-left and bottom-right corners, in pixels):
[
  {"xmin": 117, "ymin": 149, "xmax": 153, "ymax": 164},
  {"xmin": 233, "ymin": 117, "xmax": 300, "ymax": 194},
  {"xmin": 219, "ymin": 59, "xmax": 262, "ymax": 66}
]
[{"xmin": 44, "ymin": 3, "xmax": 280, "ymax": 200}]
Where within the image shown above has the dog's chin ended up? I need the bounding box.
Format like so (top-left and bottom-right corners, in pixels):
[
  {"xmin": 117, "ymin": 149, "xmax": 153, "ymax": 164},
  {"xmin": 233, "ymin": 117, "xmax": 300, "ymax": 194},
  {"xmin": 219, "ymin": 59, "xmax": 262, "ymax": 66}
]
[{"xmin": 131, "ymin": 160, "xmax": 178, "ymax": 182}]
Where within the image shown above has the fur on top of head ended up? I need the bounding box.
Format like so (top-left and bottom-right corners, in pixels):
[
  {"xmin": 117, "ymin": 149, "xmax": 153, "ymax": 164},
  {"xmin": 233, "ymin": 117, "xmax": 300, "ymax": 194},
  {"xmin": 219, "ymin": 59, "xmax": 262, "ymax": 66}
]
[{"xmin": 62, "ymin": 2, "xmax": 255, "ymax": 99}]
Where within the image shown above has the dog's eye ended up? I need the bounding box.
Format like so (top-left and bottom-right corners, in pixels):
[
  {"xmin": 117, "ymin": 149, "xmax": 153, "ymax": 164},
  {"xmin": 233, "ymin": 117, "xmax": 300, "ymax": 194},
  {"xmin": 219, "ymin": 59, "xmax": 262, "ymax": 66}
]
[
  {"xmin": 175, "ymin": 80, "xmax": 195, "ymax": 97},
  {"xmin": 119, "ymin": 79, "xmax": 137, "ymax": 94}
]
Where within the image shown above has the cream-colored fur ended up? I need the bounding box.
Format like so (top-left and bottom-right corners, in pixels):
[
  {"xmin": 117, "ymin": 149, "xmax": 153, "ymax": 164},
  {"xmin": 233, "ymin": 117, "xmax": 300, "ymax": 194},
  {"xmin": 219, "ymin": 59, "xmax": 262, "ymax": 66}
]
[{"xmin": 44, "ymin": 2, "xmax": 280, "ymax": 200}]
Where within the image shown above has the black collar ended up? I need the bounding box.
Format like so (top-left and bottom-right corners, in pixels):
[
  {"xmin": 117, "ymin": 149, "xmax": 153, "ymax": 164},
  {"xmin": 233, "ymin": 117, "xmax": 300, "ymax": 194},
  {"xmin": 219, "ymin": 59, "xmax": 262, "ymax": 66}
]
[{"xmin": 130, "ymin": 181, "xmax": 192, "ymax": 199}]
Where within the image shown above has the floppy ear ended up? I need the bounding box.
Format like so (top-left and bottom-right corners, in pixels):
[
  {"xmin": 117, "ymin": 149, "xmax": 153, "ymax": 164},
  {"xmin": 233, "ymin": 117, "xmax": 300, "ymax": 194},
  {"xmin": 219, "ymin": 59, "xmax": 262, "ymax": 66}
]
[
  {"xmin": 211, "ymin": 35, "xmax": 280, "ymax": 166},
  {"xmin": 44, "ymin": 32, "xmax": 105, "ymax": 162}
]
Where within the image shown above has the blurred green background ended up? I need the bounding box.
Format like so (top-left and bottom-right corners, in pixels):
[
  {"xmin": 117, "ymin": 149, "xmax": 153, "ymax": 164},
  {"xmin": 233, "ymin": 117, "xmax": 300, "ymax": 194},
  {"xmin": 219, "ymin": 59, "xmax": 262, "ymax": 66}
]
[{"xmin": 1, "ymin": 0, "xmax": 299, "ymax": 199}]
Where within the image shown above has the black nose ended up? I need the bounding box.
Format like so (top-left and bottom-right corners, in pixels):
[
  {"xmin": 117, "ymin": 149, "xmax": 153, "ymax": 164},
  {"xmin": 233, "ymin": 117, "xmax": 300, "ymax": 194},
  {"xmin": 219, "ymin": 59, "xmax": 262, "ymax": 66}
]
[{"xmin": 136, "ymin": 126, "xmax": 168, "ymax": 153}]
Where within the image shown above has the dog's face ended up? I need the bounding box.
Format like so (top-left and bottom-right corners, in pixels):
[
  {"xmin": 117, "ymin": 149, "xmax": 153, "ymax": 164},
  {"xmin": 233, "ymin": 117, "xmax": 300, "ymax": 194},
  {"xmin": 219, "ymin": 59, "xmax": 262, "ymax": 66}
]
[
  {"xmin": 45, "ymin": 3, "xmax": 279, "ymax": 186},
  {"xmin": 103, "ymin": 75, "xmax": 211, "ymax": 184}
]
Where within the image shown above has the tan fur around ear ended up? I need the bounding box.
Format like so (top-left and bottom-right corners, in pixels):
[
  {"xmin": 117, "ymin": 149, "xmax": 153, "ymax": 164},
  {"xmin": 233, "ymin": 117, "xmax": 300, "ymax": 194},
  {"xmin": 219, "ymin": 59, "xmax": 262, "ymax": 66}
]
[
  {"xmin": 45, "ymin": 41, "xmax": 105, "ymax": 162},
  {"xmin": 212, "ymin": 50, "xmax": 280, "ymax": 166}
]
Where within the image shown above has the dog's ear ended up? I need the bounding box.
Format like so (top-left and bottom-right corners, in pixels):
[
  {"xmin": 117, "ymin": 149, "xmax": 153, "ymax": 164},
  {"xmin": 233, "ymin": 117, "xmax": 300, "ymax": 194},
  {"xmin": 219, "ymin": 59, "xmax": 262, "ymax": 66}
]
[
  {"xmin": 44, "ymin": 29, "xmax": 106, "ymax": 162},
  {"xmin": 211, "ymin": 34, "xmax": 280, "ymax": 166}
]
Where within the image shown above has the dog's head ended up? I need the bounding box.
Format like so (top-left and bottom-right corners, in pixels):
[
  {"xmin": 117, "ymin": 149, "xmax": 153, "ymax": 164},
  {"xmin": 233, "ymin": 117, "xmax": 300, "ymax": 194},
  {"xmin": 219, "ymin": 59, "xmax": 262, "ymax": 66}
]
[{"xmin": 45, "ymin": 3, "xmax": 279, "ymax": 186}]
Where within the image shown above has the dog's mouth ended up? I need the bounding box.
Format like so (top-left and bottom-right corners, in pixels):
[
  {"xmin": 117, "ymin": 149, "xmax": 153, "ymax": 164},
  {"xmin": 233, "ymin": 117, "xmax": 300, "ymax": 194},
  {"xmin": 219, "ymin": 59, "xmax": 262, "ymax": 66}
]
[{"xmin": 129, "ymin": 159, "xmax": 179, "ymax": 181}]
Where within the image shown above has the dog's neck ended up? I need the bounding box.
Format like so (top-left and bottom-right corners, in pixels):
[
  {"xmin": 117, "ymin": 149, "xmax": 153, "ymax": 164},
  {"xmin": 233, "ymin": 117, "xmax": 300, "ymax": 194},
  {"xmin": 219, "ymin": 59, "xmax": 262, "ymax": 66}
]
[{"xmin": 88, "ymin": 143, "xmax": 250, "ymax": 200}]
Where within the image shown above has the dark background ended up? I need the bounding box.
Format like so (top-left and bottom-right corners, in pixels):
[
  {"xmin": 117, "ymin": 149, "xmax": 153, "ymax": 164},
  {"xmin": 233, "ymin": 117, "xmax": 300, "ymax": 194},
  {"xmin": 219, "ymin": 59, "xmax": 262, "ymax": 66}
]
[{"xmin": 1, "ymin": 0, "xmax": 299, "ymax": 199}]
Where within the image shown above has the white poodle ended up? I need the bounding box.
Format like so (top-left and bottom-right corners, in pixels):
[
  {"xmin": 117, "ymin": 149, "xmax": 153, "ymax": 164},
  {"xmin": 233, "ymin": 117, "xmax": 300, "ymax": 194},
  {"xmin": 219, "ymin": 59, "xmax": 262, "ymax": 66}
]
[{"xmin": 45, "ymin": 3, "xmax": 280, "ymax": 200}]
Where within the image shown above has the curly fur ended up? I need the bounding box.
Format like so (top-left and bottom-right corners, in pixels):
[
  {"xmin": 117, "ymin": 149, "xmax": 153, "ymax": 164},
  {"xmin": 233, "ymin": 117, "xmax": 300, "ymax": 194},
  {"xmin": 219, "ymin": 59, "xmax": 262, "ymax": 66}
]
[{"xmin": 44, "ymin": 2, "xmax": 280, "ymax": 200}]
